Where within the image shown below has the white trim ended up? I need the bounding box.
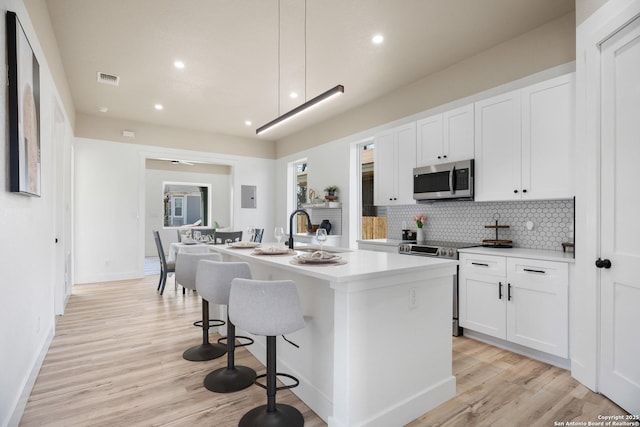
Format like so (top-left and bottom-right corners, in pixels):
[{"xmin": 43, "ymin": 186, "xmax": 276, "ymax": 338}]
[{"xmin": 8, "ymin": 327, "xmax": 54, "ymax": 427}]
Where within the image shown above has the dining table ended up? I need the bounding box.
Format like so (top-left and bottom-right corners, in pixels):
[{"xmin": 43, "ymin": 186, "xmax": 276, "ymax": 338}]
[{"xmin": 167, "ymin": 241, "xmax": 212, "ymax": 263}]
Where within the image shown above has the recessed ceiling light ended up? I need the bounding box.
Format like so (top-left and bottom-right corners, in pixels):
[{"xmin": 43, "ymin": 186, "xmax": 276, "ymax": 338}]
[
  {"xmin": 98, "ymin": 106, "xmax": 109, "ymax": 113},
  {"xmin": 244, "ymin": 120, "xmax": 252, "ymax": 126},
  {"xmin": 154, "ymin": 104, "xmax": 164, "ymax": 111},
  {"xmin": 290, "ymin": 92, "xmax": 299, "ymax": 99},
  {"xmin": 174, "ymin": 60, "xmax": 185, "ymax": 69},
  {"xmin": 372, "ymin": 34, "xmax": 384, "ymax": 44}
]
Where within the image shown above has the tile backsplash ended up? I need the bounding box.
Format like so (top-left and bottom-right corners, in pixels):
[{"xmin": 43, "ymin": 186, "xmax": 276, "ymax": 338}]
[{"xmin": 386, "ymin": 199, "xmax": 574, "ymax": 251}]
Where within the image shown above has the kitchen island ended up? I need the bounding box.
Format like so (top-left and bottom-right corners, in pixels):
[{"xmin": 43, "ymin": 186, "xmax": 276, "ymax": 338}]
[{"xmin": 209, "ymin": 244, "xmax": 457, "ymax": 427}]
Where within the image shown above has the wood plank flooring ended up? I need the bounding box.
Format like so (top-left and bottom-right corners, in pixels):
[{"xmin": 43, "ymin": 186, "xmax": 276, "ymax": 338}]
[{"xmin": 20, "ymin": 276, "xmax": 626, "ymax": 427}]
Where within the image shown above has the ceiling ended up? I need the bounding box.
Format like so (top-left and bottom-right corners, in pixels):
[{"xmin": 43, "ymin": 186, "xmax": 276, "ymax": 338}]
[{"xmin": 45, "ymin": 0, "xmax": 574, "ymax": 141}]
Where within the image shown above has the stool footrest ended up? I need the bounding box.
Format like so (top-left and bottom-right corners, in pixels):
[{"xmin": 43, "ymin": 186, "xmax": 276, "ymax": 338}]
[
  {"xmin": 193, "ymin": 319, "xmax": 225, "ymax": 328},
  {"xmin": 217, "ymin": 335, "xmax": 254, "ymax": 348},
  {"xmin": 254, "ymin": 372, "xmax": 299, "ymax": 391}
]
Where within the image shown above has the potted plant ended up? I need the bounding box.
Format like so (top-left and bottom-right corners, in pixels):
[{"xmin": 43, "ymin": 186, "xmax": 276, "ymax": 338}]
[{"xmin": 324, "ymin": 185, "xmax": 338, "ymax": 201}]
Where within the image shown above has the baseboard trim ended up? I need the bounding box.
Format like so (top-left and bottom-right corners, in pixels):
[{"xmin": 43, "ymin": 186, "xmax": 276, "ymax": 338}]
[
  {"xmin": 464, "ymin": 330, "xmax": 571, "ymax": 370},
  {"xmin": 7, "ymin": 326, "xmax": 54, "ymax": 427}
]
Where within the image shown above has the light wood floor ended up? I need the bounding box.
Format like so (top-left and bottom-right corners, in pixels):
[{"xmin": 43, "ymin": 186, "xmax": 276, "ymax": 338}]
[{"xmin": 20, "ymin": 276, "xmax": 626, "ymax": 427}]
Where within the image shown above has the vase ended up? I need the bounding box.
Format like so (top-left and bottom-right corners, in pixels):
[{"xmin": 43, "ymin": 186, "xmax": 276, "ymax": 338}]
[
  {"xmin": 320, "ymin": 220, "xmax": 332, "ymax": 235},
  {"xmin": 416, "ymin": 228, "xmax": 425, "ymax": 243}
]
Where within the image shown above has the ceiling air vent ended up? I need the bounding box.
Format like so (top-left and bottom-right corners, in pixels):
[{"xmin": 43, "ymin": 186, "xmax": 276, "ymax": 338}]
[{"xmin": 97, "ymin": 72, "xmax": 120, "ymax": 86}]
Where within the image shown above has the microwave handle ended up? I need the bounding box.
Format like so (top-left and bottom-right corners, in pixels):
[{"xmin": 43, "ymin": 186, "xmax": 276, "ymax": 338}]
[{"xmin": 449, "ymin": 165, "xmax": 456, "ymax": 195}]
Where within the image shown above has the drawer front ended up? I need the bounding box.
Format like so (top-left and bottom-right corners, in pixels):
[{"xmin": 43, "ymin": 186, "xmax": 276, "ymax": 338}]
[
  {"xmin": 507, "ymin": 258, "xmax": 568, "ymax": 292},
  {"xmin": 459, "ymin": 253, "xmax": 506, "ymax": 278}
]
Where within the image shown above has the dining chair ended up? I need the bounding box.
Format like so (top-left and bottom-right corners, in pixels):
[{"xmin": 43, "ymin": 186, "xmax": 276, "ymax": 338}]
[
  {"xmin": 153, "ymin": 230, "xmax": 175, "ymax": 295},
  {"xmin": 213, "ymin": 231, "xmax": 243, "ymax": 244},
  {"xmin": 251, "ymin": 228, "xmax": 264, "ymax": 243}
]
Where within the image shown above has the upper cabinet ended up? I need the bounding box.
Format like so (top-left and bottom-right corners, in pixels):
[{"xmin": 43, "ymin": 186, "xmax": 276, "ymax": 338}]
[
  {"xmin": 374, "ymin": 122, "xmax": 416, "ymax": 205},
  {"xmin": 416, "ymin": 104, "xmax": 474, "ymax": 167},
  {"xmin": 474, "ymin": 73, "xmax": 575, "ymax": 201}
]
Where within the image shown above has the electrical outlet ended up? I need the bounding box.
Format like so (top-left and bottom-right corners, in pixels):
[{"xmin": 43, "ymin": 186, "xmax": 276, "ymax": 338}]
[{"xmin": 409, "ymin": 287, "xmax": 418, "ymax": 309}]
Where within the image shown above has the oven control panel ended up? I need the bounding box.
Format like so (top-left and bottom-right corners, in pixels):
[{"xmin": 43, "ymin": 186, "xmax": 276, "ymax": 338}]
[{"xmin": 398, "ymin": 243, "xmax": 458, "ymax": 259}]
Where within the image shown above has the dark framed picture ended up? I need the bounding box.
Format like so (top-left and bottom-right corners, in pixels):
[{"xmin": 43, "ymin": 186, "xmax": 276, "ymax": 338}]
[{"xmin": 6, "ymin": 11, "xmax": 41, "ymax": 196}]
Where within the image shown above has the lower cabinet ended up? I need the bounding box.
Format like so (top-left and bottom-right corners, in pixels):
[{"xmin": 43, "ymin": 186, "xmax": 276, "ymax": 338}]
[{"xmin": 459, "ymin": 253, "xmax": 568, "ymax": 358}]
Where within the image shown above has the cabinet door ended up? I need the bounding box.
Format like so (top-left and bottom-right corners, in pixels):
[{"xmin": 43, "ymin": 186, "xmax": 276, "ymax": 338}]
[
  {"xmin": 458, "ymin": 254, "xmax": 507, "ymax": 339},
  {"xmin": 374, "ymin": 123, "xmax": 416, "ymax": 205},
  {"xmin": 506, "ymin": 258, "xmax": 568, "ymax": 357},
  {"xmin": 395, "ymin": 122, "xmax": 417, "ymax": 204},
  {"xmin": 521, "ymin": 74, "xmax": 575, "ymax": 200},
  {"xmin": 373, "ymin": 129, "xmax": 397, "ymax": 205},
  {"xmin": 416, "ymin": 114, "xmax": 443, "ymax": 166},
  {"xmin": 459, "ymin": 273, "xmax": 506, "ymax": 339},
  {"xmin": 474, "ymin": 91, "xmax": 522, "ymax": 201},
  {"xmin": 444, "ymin": 104, "xmax": 474, "ymax": 162}
]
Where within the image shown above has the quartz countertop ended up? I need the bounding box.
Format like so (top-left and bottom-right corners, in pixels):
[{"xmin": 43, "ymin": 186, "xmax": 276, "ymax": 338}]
[
  {"xmin": 356, "ymin": 238, "xmax": 411, "ymax": 247},
  {"xmin": 209, "ymin": 242, "xmax": 457, "ymax": 284},
  {"xmin": 458, "ymin": 246, "xmax": 575, "ymax": 263}
]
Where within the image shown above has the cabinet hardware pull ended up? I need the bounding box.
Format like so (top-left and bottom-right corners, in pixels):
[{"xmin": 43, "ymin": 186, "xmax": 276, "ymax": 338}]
[
  {"xmin": 472, "ymin": 262, "xmax": 489, "ymax": 267},
  {"xmin": 498, "ymin": 281, "xmax": 503, "ymax": 300},
  {"xmin": 523, "ymin": 268, "xmax": 546, "ymax": 274},
  {"xmin": 508, "ymin": 283, "xmax": 512, "ymax": 301}
]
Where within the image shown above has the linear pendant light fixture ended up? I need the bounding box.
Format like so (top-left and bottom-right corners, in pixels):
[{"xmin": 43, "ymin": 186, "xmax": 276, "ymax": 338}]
[
  {"xmin": 256, "ymin": 0, "xmax": 344, "ymax": 135},
  {"xmin": 256, "ymin": 84, "xmax": 344, "ymax": 135}
]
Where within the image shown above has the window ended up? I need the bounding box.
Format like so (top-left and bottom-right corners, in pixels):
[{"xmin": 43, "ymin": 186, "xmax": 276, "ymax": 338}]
[
  {"xmin": 163, "ymin": 182, "xmax": 211, "ymax": 227},
  {"xmin": 292, "ymin": 160, "xmax": 308, "ymax": 233}
]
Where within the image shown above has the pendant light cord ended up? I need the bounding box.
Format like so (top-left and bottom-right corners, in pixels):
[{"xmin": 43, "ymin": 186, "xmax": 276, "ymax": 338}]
[
  {"xmin": 278, "ymin": 0, "xmax": 281, "ymax": 116},
  {"xmin": 304, "ymin": 0, "xmax": 307, "ymax": 102}
]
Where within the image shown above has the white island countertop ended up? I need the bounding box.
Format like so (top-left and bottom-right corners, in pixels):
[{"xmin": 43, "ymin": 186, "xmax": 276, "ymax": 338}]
[
  {"xmin": 211, "ymin": 242, "xmax": 457, "ymax": 288},
  {"xmin": 209, "ymin": 243, "xmax": 458, "ymax": 426}
]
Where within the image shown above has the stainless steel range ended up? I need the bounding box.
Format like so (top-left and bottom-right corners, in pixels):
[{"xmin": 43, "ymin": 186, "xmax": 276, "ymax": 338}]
[{"xmin": 398, "ymin": 240, "xmax": 478, "ymax": 336}]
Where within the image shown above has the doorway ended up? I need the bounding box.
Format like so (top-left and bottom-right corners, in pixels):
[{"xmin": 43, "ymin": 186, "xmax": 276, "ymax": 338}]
[{"xmin": 359, "ymin": 142, "xmax": 386, "ymax": 240}]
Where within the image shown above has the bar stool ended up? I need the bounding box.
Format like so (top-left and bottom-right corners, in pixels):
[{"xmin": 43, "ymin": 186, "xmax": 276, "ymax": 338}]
[
  {"xmin": 195, "ymin": 260, "xmax": 257, "ymax": 393},
  {"xmin": 229, "ymin": 278, "xmax": 306, "ymax": 427},
  {"xmin": 175, "ymin": 252, "xmax": 226, "ymax": 361}
]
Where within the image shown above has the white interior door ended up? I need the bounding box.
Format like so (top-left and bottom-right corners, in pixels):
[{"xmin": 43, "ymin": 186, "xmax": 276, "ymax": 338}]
[{"xmin": 599, "ymin": 14, "xmax": 640, "ymax": 415}]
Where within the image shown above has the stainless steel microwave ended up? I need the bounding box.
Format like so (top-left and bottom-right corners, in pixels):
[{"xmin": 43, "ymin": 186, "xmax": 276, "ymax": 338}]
[{"xmin": 413, "ymin": 159, "xmax": 474, "ymax": 201}]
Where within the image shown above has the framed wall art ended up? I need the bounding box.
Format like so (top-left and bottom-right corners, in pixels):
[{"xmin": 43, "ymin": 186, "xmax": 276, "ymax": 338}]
[{"xmin": 6, "ymin": 11, "xmax": 41, "ymax": 196}]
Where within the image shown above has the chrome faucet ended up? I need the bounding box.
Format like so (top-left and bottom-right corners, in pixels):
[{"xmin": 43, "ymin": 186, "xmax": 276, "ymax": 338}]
[{"xmin": 288, "ymin": 209, "xmax": 312, "ymax": 249}]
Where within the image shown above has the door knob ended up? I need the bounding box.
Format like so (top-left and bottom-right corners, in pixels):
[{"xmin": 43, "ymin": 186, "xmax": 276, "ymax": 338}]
[{"xmin": 595, "ymin": 258, "xmax": 612, "ymax": 269}]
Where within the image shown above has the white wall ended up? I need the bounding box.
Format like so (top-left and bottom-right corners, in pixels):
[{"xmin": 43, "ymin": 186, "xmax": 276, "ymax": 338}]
[
  {"xmin": 74, "ymin": 138, "xmax": 275, "ymax": 284},
  {"xmin": 275, "ymin": 138, "xmax": 353, "ymax": 248},
  {"xmin": 0, "ymin": 2, "xmax": 74, "ymax": 426},
  {"xmin": 145, "ymin": 168, "xmax": 232, "ymax": 256}
]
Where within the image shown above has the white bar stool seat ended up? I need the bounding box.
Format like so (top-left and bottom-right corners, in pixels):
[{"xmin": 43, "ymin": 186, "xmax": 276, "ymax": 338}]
[
  {"xmin": 175, "ymin": 252, "xmax": 226, "ymax": 361},
  {"xmin": 229, "ymin": 278, "xmax": 305, "ymax": 427},
  {"xmin": 196, "ymin": 260, "xmax": 256, "ymax": 393}
]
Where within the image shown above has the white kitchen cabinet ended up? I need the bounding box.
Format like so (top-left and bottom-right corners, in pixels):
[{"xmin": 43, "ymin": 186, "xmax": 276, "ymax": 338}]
[
  {"xmin": 416, "ymin": 104, "xmax": 474, "ymax": 166},
  {"xmin": 458, "ymin": 254, "xmax": 508, "ymax": 338},
  {"xmin": 459, "ymin": 253, "xmax": 569, "ymax": 358},
  {"xmin": 521, "ymin": 74, "xmax": 575, "ymax": 200},
  {"xmin": 374, "ymin": 122, "xmax": 416, "ymax": 205},
  {"xmin": 474, "ymin": 91, "xmax": 522, "ymax": 201},
  {"xmin": 474, "ymin": 73, "xmax": 575, "ymax": 201}
]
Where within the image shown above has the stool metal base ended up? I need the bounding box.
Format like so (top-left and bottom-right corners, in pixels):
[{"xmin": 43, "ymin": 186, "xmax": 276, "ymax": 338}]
[
  {"xmin": 239, "ymin": 404, "xmax": 304, "ymax": 427},
  {"xmin": 204, "ymin": 366, "xmax": 256, "ymax": 393},
  {"xmin": 182, "ymin": 343, "xmax": 226, "ymax": 362}
]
